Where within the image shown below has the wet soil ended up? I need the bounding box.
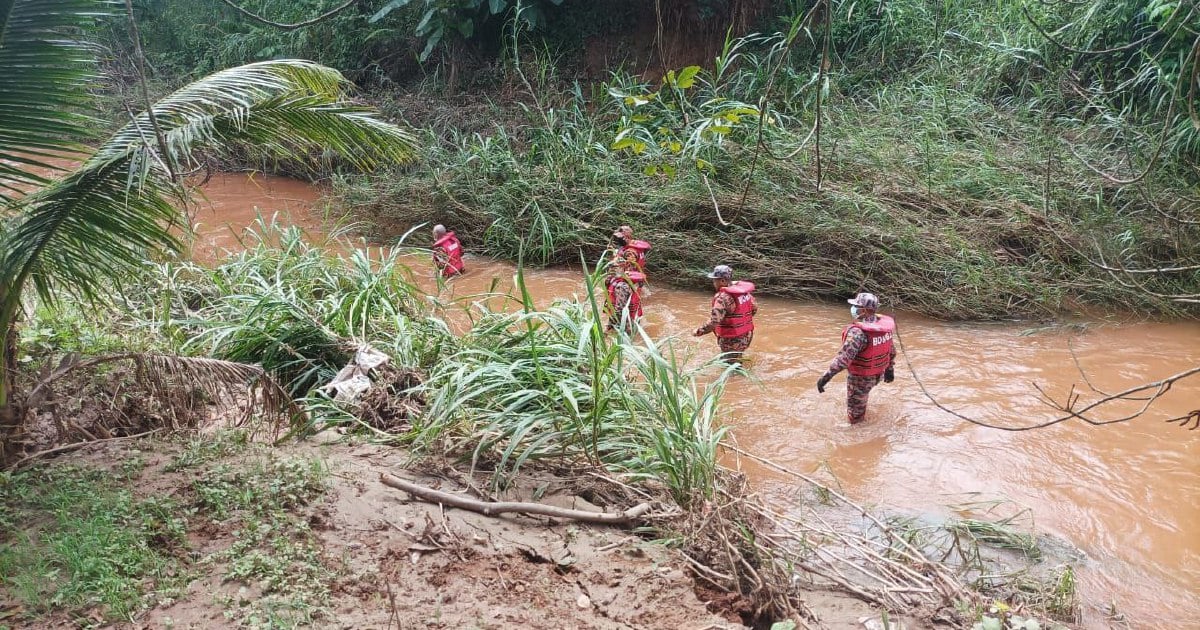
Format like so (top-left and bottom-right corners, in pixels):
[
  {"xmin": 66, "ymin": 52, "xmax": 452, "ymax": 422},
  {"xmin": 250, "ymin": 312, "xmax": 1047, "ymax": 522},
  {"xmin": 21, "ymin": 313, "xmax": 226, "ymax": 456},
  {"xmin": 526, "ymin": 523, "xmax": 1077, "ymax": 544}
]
[{"xmin": 16, "ymin": 435, "xmax": 904, "ymax": 630}]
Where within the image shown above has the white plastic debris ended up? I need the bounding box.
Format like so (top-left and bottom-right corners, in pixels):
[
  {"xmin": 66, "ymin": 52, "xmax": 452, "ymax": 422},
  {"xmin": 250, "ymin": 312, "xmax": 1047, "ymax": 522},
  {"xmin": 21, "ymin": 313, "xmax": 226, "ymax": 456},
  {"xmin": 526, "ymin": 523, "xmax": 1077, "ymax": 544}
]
[{"xmin": 321, "ymin": 344, "xmax": 391, "ymax": 402}]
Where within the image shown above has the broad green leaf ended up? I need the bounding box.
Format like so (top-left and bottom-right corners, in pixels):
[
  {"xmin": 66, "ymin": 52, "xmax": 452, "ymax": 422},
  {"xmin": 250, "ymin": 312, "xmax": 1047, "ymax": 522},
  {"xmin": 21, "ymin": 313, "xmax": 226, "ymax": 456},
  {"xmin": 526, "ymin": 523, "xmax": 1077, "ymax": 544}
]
[
  {"xmin": 643, "ymin": 164, "xmax": 658, "ymax": 176},
  {"xmin": 419, "ymin": 26, "xmax": 444, "ymax": 61},
  {"xmin": 370, "ymin": 0, "xmax": 415, "ymax": 23},
  {"xmin": 415, "ymin": 8, "xmax": 437, "ymax": 34},
  {"xmin": 489, "ymin": 0, "xmax": 506, "ymax": 14},
  {"xmin": 611, "ymin": 137, "xmax": 637, "ymax": 151},
  {"xmin": 675, "ymin": 65, "xmax": 701, "ymax": 89}
]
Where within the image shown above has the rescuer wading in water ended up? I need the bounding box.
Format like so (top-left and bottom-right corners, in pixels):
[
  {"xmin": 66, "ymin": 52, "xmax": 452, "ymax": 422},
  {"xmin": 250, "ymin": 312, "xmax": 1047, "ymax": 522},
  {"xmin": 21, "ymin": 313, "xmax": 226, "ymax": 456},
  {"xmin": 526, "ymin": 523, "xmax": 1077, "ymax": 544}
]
[
  {"xmin": 431, "ymin": 224, "xmax": 464, "ymax": 277},
  {"xmin": 693, "ymin": 265, "xmax": 757, "ymax": 363},
  {"xmin": 604, "ymin": 268, "xmax": 645, "ymax": 332},
  {"xmin": 610, "ymin": 225, "xmax": 651, "ymax": 278},
  {"xmin": 816, "ymin": 292, "xmax": 896, "ymax": 425}
]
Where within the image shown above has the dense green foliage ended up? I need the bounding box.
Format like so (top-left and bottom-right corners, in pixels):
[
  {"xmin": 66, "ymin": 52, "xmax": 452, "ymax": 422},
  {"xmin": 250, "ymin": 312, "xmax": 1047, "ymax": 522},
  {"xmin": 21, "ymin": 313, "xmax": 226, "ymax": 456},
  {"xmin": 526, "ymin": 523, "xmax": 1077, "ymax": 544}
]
[
  {"xmin": 0, "ymin": 0, "xmax": 417, "ymax": 460},
  {"xmin": 113, "ymin": 0, "xmax": 1200, "ymax": 318}
]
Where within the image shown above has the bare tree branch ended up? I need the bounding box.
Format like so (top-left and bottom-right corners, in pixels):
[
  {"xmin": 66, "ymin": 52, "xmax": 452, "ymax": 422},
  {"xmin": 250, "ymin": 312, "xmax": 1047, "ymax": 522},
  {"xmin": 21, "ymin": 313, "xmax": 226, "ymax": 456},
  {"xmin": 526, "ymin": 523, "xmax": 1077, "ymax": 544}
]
[
  {"xmin": 895, "ymin": 327, "xmax": 1200, "ymax": 431},
  {"xmin": 216, "ymin": 0, "xmax": 364, "ymax": 31}
]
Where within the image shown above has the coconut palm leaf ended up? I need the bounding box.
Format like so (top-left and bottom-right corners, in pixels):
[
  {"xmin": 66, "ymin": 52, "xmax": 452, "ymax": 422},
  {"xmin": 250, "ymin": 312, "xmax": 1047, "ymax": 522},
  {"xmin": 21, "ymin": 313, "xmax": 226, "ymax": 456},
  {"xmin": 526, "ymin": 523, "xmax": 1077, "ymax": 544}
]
[
  {"xmin": 97, "ymin": 60, "xmax": 417, "ymax": 173},
  {"xmin": 0, "ymin": 0, "xmax": 101, "ymax": 202},
  {"xmin": 1, "ymin": 59, "xmax": 418, "ymax": 317},
  {"xmin": 25, "ymin": 352, "xmax": 302, "ymax": 435},
  {"xmin": 2, "ymin": 152, "xmax": 180, "ymax": 307}
]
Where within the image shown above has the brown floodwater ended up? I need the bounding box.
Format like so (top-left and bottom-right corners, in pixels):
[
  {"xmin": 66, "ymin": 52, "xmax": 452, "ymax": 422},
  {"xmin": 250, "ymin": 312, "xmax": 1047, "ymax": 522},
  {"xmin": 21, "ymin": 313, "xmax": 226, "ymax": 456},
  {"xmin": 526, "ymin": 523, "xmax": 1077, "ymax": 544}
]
[{"xmin": 195, "ymin": 173, "xmax": 1200, "ymax": 627}]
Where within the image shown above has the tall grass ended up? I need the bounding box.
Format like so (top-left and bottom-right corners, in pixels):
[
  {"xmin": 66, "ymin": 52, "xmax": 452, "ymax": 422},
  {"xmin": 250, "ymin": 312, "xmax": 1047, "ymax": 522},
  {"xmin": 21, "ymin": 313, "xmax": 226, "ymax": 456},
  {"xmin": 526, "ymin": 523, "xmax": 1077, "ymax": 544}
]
[{"xmin": 114, "ymin": 221, "xmax": 733, "ymax": 505}]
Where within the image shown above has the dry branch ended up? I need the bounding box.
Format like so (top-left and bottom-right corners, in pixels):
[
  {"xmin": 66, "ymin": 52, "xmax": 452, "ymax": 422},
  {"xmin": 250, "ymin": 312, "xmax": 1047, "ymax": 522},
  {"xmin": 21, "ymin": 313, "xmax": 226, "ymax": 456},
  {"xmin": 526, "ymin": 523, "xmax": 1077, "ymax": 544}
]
[
  {"xmin": 379, "ymin": 473, "xmax": 652, "ymax": 524},
  {"xmin": 9, "ymin": 429, "xmax": 161, "ymax": 470},
  {"xmin": 894, "ymin": 327, "xmax": 1200, "ymax": 430}
]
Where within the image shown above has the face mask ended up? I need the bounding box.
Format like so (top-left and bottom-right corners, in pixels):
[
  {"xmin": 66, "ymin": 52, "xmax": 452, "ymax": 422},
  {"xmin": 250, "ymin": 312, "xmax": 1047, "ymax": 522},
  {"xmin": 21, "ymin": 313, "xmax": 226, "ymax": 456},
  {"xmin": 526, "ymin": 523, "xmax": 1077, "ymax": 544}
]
[
  {"xmin": 614, "ymin": 236, "xmax": 627, "ymax": 246},
  {"xmin": 850, "ymin": 306, "xmax": 860, "ymax": 319}
]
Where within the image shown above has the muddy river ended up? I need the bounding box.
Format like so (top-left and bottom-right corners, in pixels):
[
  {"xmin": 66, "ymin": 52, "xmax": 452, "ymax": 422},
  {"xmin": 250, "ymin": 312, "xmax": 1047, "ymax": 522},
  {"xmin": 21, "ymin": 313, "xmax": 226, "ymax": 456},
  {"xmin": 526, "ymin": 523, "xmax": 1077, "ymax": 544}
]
[{"xmin": 194, "ymin": 173, "xmax": 1200, "ymax": 627}]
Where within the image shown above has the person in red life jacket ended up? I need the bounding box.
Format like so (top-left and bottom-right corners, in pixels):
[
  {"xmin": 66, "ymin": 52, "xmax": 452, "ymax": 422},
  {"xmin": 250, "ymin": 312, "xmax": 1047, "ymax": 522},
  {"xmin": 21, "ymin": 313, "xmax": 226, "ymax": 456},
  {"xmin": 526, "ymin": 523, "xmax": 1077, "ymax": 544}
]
[
  {"xmin": 693, "ymin": 265, "xmax": 757, "ymax": 362},
  {"xmin": 611, "ymin": 225, "xmax": 651, "ymax": 275},
  {"xmin": 431, "ymin": 224, "xmax": 465, "ymax": 277},
  {"xmin": 605, "ymin": 269, "xmax": 645, "ymax": 332},
  {"xmin": 816, "ymin": 292, "xmax": 896, "ymax": 425}
]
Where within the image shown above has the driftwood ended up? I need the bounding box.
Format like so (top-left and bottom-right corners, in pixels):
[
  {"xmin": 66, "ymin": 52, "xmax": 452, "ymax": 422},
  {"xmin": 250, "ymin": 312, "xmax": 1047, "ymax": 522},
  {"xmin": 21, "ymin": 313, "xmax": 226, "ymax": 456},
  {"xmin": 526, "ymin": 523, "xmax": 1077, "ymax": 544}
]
[{"xmin": 380, "ymin": 473, "xmax": 652, "ymax": 524}]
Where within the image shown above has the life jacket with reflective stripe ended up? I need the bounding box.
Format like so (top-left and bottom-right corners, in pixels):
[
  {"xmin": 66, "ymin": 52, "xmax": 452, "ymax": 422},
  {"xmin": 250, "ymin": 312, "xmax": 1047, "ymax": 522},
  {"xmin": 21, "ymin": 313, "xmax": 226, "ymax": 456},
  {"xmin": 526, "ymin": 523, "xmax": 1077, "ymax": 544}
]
[
  {"xmin": 433, "ymin": 232, "xmax": 464, "ymax": 276},
  {"xmin": 843, "ymin": 315, "xmax": 895, "ymax": 377},
  {"xmin": 606, "ymin": 272, "xmax": 643, "ymax": 320},
  {"xmin": 619, "ymin": 240, "xmax": 651, "ymax": 272},
  {"xmin": 714, "ymin": 281, "xmax": 756, "ymax": 338}
]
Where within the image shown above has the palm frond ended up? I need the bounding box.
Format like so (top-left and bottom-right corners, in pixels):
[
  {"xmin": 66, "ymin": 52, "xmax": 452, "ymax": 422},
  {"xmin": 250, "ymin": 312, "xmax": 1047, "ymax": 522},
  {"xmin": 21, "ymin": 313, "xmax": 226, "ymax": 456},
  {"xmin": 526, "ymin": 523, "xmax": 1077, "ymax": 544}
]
[
  {"xmin": 138, "ymin": 354, "xmax": 302, "ymax": 432},
  {"xmin": 2, "ymin": 58, "xmax": 418, "ymax": 320},
  {"xmin": 97, "ymin": 60, "xmax": 418, "ymax": 172},
  {"xmin": 0, "ymin": 152, "xmax": 181, "ymax": 311},
  {"xmin": 0, "ymin": 0, "xmax": 105, "ymax": 202}
]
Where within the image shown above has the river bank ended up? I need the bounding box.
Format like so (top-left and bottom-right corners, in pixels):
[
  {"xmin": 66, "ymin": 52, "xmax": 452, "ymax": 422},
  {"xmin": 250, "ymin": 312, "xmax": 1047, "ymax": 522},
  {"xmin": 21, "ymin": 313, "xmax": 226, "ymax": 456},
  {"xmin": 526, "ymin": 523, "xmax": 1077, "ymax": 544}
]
[
  {"xmin": 195, "ymin": 173, "xmax": 1199, "ymax": 625},
  {"xmin": 5, "ymin": 171, "xmax": 1195, "ymax": 628},
  {"xmin": 0, "ymin": 432, "xmax": 789, "ymax": 629},
  {"xmin": 325, "ymin": 81, "xmax": 1199, "ymax": 322}
]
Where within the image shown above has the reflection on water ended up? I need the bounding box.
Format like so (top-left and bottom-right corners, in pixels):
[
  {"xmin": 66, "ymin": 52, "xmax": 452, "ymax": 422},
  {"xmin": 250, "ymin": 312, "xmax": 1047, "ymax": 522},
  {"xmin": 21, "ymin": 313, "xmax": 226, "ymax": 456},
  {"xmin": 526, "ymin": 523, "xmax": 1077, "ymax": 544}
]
[{"xmin": 195, "ymin": 172, "xmax": 1200, "ymax": 627}]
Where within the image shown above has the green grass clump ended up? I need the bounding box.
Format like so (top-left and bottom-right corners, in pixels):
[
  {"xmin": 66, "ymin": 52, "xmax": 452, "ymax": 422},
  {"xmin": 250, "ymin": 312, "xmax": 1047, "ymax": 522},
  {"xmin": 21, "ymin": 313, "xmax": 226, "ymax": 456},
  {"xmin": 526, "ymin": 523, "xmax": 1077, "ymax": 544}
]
[
  {"xmin": 115, "ymin": 224, "xmax": 732, "ymax": 508},
  {"xmin": 0, "ymin": 465, "xmax": 188, "ymax": 622},
  {"xmin": 192, "ymin": 454, "xmax": 328, "ymax": 521},
  {"xmin": 947, "ymin": 518, "xmax": 1043, "ymax": 561},
  {"xmin": 410, "ymin": 264, "xmax": 733, "ymax": 507},
  {"xmin": 165, "ymin": 429, "xmax": 253, "ymax": 472},
  {"xmin": 190, "ymin": 453, "xmax": 332, "ymax": 628}
]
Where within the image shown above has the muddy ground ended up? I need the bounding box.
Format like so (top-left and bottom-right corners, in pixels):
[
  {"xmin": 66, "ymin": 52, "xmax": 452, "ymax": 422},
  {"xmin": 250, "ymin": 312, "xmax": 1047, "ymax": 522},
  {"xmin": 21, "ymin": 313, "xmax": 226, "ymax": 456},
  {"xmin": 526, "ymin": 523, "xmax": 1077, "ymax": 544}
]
[{"xmin": 5, "ymin": 430, "xmax": 913, "ymax": 630}]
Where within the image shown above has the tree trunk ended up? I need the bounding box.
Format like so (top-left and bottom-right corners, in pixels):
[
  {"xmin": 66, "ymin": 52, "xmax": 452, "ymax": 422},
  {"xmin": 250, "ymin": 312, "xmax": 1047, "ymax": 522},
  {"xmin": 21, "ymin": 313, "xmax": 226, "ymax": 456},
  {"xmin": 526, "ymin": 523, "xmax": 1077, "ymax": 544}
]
[{"xmin": 0, "ymin": 323, "xmax": 23, "ymax": 466}]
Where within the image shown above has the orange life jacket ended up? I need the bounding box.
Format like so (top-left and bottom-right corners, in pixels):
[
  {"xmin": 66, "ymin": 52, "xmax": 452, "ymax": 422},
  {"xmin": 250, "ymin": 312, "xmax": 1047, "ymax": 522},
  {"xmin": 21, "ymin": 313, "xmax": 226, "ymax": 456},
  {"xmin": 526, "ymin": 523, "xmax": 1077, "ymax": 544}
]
[
  {"xmin": 433, "ymin": 232, "xmax": 465, "ymax": 276},
  {"xmin": 619, "ymin": 240, "xmax": 651, "ymax": 272},
  {"xmin": 843, "ymin": 315, "xmax": 895, "ymax": 377},
  {"xmin": 606, "ymin": 271, "xmax": 644, "ymax": 321},
  {"xmin": 714, "ymin": 281, "xmax": 756, "ymax": 338}
]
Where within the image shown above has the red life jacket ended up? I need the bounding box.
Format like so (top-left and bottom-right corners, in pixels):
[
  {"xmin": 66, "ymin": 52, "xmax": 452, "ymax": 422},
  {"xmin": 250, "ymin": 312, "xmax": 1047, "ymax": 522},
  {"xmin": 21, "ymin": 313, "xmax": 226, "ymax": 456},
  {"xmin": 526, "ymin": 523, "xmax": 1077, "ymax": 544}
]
[
  {"xmin": 842, "ymin": 315, "xmax": 895, "ymax": 377},
  {"xmin": 433, "ymin": 231, "xmax": 465, "ymax": 276},
  {"xmin": 619, "ymin": 240, "xmax": 651, "ymax": 272},
  {"xmin": 714, "ymin": 281, "xmax": 756, "ymax": 338},
  {"xmin": 606, "ymin": 272, "xmax": 644, "ymax": 320}
]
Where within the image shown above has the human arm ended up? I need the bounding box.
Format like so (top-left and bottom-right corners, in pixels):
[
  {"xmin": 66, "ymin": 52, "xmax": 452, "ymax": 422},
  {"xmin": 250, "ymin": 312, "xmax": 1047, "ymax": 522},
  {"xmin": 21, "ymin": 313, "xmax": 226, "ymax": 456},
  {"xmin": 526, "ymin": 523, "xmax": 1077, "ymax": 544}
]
[
  {"xmin": 817, "ymin": 327, "xmax": 867, "ymax": 392},
  {"xmin": 883, "ymin": 341, "xmax": 897, "ymax": 382},
  {"xmin": 694, "ymin": 294, "xmax": 728, "ymax": 336}
]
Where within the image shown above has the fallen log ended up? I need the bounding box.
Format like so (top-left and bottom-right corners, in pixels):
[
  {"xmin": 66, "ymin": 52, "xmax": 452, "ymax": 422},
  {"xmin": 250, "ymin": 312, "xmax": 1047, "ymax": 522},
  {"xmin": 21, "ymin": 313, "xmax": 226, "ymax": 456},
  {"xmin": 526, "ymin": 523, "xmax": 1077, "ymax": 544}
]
[{"xmin": 380, "ymin": 473, "xmax": 652, "ymax": 524}]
